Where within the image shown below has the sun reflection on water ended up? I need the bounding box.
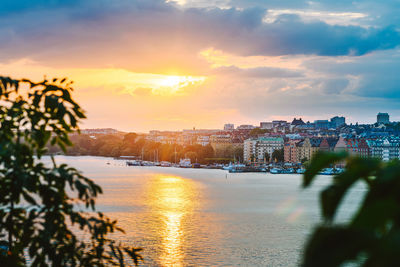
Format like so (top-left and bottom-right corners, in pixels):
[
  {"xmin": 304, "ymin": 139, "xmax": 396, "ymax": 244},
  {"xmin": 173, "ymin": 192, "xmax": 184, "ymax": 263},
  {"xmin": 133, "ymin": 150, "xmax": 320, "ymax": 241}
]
[{"xmin": 146, "ymin": 174, "xmax": 197, "ymax": 266}]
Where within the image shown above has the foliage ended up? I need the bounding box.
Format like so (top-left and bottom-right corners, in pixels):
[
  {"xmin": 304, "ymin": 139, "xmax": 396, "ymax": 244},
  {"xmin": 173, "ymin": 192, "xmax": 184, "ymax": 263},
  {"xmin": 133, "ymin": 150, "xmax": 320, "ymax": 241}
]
[
  {"xmin": 272, "ymin": 148, "xmax": 284, "ymax": 162},
  {"xmin": 302, "ymin": 150, "xmax": 400, "ymax": 267},
  {"xmin": 51, "ymin": 134, "xmax": 219, "ymax": 164},
  {"xmin": 249, "ymin": 127, "xmax": 268, "ymax": 137},
  {"xmin": 264, "ymin": 152, "xmax": 270, "ymax": 162},
  {"xmin": 0, "ymin": 77, "xmax": 142, "ymax": 266}
]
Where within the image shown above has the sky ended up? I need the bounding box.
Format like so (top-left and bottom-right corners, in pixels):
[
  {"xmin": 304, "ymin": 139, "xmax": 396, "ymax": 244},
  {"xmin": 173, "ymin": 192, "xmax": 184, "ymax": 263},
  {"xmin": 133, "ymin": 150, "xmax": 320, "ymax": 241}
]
[{"xmin": 1, "ymin": 0, "xmax": 399, "ymax": 132}]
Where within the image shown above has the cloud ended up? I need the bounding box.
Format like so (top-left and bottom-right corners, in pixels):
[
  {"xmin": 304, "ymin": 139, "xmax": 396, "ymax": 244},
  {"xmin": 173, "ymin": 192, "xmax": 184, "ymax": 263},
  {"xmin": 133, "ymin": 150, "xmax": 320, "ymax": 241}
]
[
  {"xmin": 0, "ymin": 0, "xmax": 399, "ymax": 75},
  {"xmin": 1, "ymin": 0, "xmax": 400, "ymax": 129},
  {"xmin": 211, "ymin": 65, "xmax": 303, "ymax": 78},
  {"xmin": 303, "ymin": 49, "xmax": 400, "ymax": 99}
]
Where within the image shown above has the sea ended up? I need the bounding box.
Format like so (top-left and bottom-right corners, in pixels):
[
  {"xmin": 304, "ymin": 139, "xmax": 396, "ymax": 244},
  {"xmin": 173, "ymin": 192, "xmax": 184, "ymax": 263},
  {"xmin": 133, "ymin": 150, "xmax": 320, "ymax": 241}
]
[{"xmin": 43, "ymin": 156, "xmax": 366, "ymax": 267}]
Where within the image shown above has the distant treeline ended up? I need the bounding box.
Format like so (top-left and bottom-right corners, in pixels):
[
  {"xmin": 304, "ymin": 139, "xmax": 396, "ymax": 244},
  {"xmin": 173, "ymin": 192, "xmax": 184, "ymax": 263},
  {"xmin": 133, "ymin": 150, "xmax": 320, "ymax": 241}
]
[{"xmin": 47, "ymin": 133, "xmax": 239, "ymax": 164}]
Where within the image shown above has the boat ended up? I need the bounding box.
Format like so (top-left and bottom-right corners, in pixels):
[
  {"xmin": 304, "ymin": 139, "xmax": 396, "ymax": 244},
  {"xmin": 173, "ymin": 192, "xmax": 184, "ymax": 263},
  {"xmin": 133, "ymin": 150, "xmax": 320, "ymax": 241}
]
[
  {"xmin": 141, "ymin": 161, "xmax": 155, "ymax": 166},
  {"xmin": 319, "ymin": 168, "xmax": 334, "ymax": 175},
  {"xmin": 296, "ymin": 168, "xmax": 306, "ymax": 174},
  {"xmin": 270, "ymin": 168, "xmax": 282, "ymax": 174},
  {"xmin": 193, "ymin": 163, "xmax": 201, "ymax": 168},
  {"xmin": 126, "ymin": 160, "xmax": 141, "ymax": 166},
  {"xmin": 160, "ymin": 161, "xmax": 172, "ymax": 167},
  {"xmin": 281, "ymin": 168, "xmax": 295, "ymax": 174},
  {"xmin": 223, "ymin": 163, "xmax": 246, "ymax": 171},
  {"xmin": 222, "ymin": 163, "xmax": 233, "ymax": 171},
  {"xmin": 179, "ymin": 158, "xmax": 192, "ymax": 168},
  {"xmin": 229, "ymin": 166, "xmax": 267, "ymax": 173}
]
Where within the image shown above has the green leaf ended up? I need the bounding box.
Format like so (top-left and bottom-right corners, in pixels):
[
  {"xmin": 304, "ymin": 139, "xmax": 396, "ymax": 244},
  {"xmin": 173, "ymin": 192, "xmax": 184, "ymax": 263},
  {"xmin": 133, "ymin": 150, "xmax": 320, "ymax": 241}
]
[
  {"xmin": 303, "ymin": 151, "xmax": 348, "ymax": 188},
  {"xmin": 302, "ymin": 226, "xmax": 374, "ymax": 267}
]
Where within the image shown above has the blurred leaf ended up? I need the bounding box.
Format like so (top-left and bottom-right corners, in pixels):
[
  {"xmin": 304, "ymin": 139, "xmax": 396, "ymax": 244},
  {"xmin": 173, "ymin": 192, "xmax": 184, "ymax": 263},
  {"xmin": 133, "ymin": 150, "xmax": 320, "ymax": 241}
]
[{"xmin": 303, "ymin": 151, "xmax": 348, "ymax": 187}]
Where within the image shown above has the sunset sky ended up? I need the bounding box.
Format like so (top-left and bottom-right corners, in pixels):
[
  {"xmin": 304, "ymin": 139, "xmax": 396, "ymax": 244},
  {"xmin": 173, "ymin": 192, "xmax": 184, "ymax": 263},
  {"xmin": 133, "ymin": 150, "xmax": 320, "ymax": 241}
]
[{"xmin": 1, "ymin": 0, "xmax": 400, "ymax": 132}]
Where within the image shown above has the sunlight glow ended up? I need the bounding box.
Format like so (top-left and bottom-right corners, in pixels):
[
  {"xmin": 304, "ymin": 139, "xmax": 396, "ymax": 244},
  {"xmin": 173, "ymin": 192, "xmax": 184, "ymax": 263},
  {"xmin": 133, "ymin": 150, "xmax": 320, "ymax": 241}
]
[
  {"xmin": 153, "ymin": 75, "xmax": 206, "ymax": 95},
  {"xmin": 146, "ymin": 174, "xmax": 197, "ymax": 266}
]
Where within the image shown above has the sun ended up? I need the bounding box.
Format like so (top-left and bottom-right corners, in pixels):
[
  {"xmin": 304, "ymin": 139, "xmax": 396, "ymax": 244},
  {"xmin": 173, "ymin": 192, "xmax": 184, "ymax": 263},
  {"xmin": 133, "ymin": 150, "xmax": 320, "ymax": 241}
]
[
  {"xmin": 158, "ymin": 75, "xmax": 183, "ymax": 87},
  {"xmin": 153, "ymin": 75, "xmax": 206, "ymax": 95}
]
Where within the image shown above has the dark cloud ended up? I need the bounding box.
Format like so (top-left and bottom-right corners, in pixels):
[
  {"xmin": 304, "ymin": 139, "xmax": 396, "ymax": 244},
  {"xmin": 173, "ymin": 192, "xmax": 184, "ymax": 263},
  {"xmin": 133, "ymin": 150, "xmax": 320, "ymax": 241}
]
[
  {"xmin": 303, "ymin": 49, "xmax": 400, "ymax": 99},
  {"xmin": 0, "ymin": 0, "xmax": 399, "ymax": 72}
]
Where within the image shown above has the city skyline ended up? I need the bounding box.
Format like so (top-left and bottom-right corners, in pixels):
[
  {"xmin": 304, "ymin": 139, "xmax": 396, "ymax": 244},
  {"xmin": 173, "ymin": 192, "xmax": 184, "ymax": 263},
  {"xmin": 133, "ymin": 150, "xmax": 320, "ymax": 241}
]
[
  {"xmin": 83, "ymin": 113, "xmax": 391, "ymax": 133},
  {"xmin": 1, "ymin": 0, "xmax": 400, "ymax": 132}
]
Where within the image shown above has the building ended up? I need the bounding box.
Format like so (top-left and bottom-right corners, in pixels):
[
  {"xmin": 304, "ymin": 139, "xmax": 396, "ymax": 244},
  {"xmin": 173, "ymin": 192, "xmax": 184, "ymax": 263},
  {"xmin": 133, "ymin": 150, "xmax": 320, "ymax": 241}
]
[
  {"xmin": 334, "ymin": 137, "xmax": 347, "ymax": 152},
  {"xmin": 272, "ymin": 120, "xmax": 289, "ymax": 127},
  {"xmin": 81, "ymin": 128, "xmax": 119, "ymax": 135},
  {"xmin": 377, "ymin": 113, "xmax": 390, "ymax": 124},
  {"xmin": 255, "ymin": 137, "xmax": 284, "ymax": 162},
  {"xmin": 196, "ymin": 135, "xmax": 210, "ymax": 146},
  {"xmin": 319, "ymin": 138, "xmax": 331, "ymax": 152},
  {"xmin": 291, "ymin": 118, "xmax": 305, "ymax": 126},
  {"xmin": 345, "ymin": 139, "xmax": 370, "ymax": 157},
  {"xmin": 243, "ymin": 137, "xmax": 284, "ymax": 163},
  {"xmin": 210, "ymin": 134, "xmax": 243, "ymax": 157},
  {"xmin": 314, "ymin": 120, "xmax": 330, "ymax": 129},
  {"xmin": 296, "ymin": 138, "xmax": 321, "ymax": 162},
  {"xmin": 284, "ymin": 140, "xmax": 300, "ymax": 163},
  {"xmin": 237, "ymin": 124, "xmax": 256, "ymax": 130},
  {"xmin": 260, "ymin": 122, "xmax": 273, "ymax": 130},
  {"xmin": 330, "ymin": 116, "xmax": 346, "ymax": 128},
  {"xmin": 224, "ymin": 124, "xmax": 234, "ymax": 131},
  {"xmin": 367, "ymin": 138, "xmax": 400, "ymax": 161},
  {"xmin": 244, "ymin": 139, "xmax": 257, "ymax": 162}
]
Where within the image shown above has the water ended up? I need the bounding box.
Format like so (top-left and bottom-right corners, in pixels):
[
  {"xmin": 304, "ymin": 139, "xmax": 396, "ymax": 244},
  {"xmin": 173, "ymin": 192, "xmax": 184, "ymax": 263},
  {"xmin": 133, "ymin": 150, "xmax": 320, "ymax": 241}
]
[{"xmin": 44, "ymin": 156, "xmax": 366, "ymax": 266}]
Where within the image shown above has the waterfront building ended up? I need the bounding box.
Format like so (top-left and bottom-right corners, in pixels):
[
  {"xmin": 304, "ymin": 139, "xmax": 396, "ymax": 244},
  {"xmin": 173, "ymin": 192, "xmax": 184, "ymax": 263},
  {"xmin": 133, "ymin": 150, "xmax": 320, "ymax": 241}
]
[
  {"xmin": 284, "ymin": 140, "xmax": 300, "ymax": 163},
  {"xmin": 377, "ymin": 112, "xmax": 390, "ymax": 124},
  {"xmin": 243, "ymin": 137, "xmax": 284, "ymax": 163},
  {"xmin": 210, "ymin": 134, "xmax": 231, "ymax": 152},
  {"xmin": 210, "ymin": 134, "xmax": 243, "ymax": 157},
  {"xmin": 244, "ymin": 139, "xmax": 257, "ymax": 162},
  {"xmin": 255, "ymin": 137, "xmax": 284, "ymax": 162},
  {"xmin": 296, "ymin": 138, "xmax": 321, "ymax": 162}
]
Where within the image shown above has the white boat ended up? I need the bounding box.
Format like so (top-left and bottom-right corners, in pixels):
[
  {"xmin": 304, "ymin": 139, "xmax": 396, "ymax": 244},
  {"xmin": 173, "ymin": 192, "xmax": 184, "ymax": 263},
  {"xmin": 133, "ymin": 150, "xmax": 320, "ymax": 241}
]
[
  {"xmin": 160, "ymin": 161, "xmax": 172, "ymax": 167},
  {"xmin": 223, "ymin": 163, "xmax": 246, "ymax": 171},
  {"xmin": 179, "ymin": 158, "xmax": 192, "ymax": 168}
]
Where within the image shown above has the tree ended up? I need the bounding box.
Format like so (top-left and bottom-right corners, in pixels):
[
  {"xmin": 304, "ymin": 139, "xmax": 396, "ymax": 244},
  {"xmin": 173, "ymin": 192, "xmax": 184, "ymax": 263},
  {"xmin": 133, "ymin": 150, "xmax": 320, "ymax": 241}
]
[
  {"xmin": 0, "ymin": 77, "xmax": 142, "ymax": 266},
  {"xmin": 249, "ymin": 127, "xmax": 268, "ymax": 137},
  {"xmin": 302, "ymin": 151, "xmax": 400, "ymax": 266},
  {"xmin": 123, "ymin": 133, "xmax": 138, "ymax": 144},
  {"xmin": 264, "ymin": 152, "xmax": 270, "ymax": 163},
  {"xmin": 272, "ymin": 148, "xmax": 284, "ymax": 162},
  {"xmin": 185, "ymin": 151, "xmax": 198, "ymax": 163}
]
